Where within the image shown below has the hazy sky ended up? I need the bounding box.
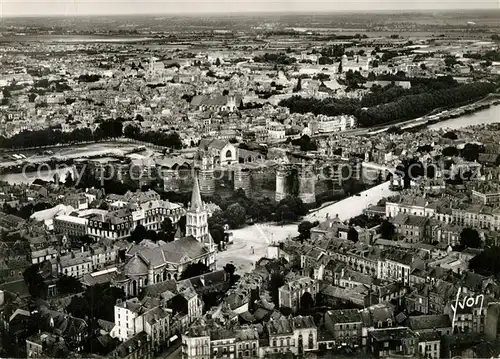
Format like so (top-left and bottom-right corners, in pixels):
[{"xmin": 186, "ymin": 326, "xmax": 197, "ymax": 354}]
[{"xmin": 1, "ymin": 0, "xmax": 498, "ymax": 17}]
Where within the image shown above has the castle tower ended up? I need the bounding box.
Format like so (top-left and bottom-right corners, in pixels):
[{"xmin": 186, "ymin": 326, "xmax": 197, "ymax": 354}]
[
  {"xmin": 234, "ymin": 168, "xmax": 251, "ymax": 196},
  {"xmin": 161, "ymin": 167, "xmax": 180, "ymax": 192},
  {"xmin": 275, "ymin": 165, "xmax": 289, "ymax": 202},
  {"xmin": 199, "ymin": 152, "xmax": 215, "ymax": 196},
  {"xmin": 298, "ymin": 165, "xmax": 316, "ymax": 204},
  {"xmin": 186, "ymin": 174, "xmax": 211, "ymax": 246}
]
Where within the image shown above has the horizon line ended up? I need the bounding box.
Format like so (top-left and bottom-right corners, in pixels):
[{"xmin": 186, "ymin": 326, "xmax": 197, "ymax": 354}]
[{"xmin": 2, "ymin": 8, "xmax": 500, "ymax": 19}]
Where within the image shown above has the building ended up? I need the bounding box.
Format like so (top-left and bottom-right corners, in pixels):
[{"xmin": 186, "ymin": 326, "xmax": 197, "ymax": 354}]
[
  {"xmin": 198, "ymin": 139, "xmax": 238, "ymax": 166},
  {"xmin": 63, "ymin": 193, "xmax": 89, "ymax": 210},
  {"xmin": 278, "ymin": 276, "xmax": 319, "ymax": 313},
  {"xmin": 51, "ymin": 253, "xmax": 93, "ymax": 278},
  {"xmin": 266, "ymin": 122, "xmax": 286, "ymax": 142},
  {"xmin": 235, "ymin": 326, "xmax": 260, "ymax": 358},
  {"xmin": 386, "ymin": 196, "xmax": 436, "ymax": 219},
  {"xmin": 368, "ymin": 327, "xmax": 418, "ymax": 359},
  {"xmin": 378, "ymin": 249, "xmax": 423, "ymax": 286},
  {"xmin": 324, "ymin": 309, "xmax": 362, "ymax": 347},
  {"xmin": 88, "ymin": 190, "xmax": 184, "ymax": 241},
  {"xmin": 267, "ymin": 316, "xmax": 318, "ymax": 355},
  {"xmin": 53, "ymin": 215, "xmax": 88, "ymax": 238},
  {"xmin": 181, "ymin": 325, "xmax": 211, "ymax": 359},
  {"xmin": 472, "ymin": 183, "xmax": 500, "ymax": 206},
  {"xmin": 408, "ymin": 314, "xmax": 452, "ymax": 336},
  {"xmin": 111, "ymin": 296, "xmax": 171, "ymax": 352},
  {"xmin": 391, "ymin": 213, "xmax": 428, "ymax": 243},
  {"xmin": 417, "ymin": 331, "xmax": 441, "ymax": 359}
]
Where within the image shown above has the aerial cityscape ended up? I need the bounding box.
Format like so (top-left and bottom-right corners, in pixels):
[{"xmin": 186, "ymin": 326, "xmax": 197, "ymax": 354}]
[{"xmin": 1, "ymin": 2, "xmax": 500, "ymax": 359}]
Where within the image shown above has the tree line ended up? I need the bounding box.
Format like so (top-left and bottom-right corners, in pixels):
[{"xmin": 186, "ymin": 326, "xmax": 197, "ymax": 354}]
[
  {"xmin": 123, "ymin": 124, "xmax": 183, "ymax": 149},
  {"xmin": 0, "ymin": 118, "xmax": 183, "ymax": 150},
  {"xmin": 279, "ymin": 81, "xmax": 497, "ymax": 128}
]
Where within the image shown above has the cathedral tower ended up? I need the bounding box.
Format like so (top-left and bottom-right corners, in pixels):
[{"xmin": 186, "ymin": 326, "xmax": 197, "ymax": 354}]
[{"xmin": 186, "ymin": 174, "xmax": 211, "ymax": 247}]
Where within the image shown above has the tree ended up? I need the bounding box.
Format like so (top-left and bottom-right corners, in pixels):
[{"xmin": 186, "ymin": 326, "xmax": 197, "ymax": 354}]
[
  {"xmin": 210, "ymin": 226, "xmax": 225, "ymax": 245},
  {"xmin": 124, "ymin": 124, "xmax": 141, "ymax": 139},
  {"xmin": 57, "ymin": 274, "xmax": 83, "ymax": 294},
  {"xmin": 208, "ymin": 209, "xmax": 226, "ymax": 228},
  {"xmin": 338, "ymin": 61, "xmax": 343, "ymax": 74},
  {"xmin": 269, "ymin": 273, "xmax": 285, "ymax": 306},
  {"xmin": 98, "ymin": 202, "xmax": 109, "ymax": 210},
  {"xmin": 224, "ymin": 203, "xmax": 246, "ymax": 229},
  {"xmin": 66, "ymin": 295, "xmax": 90, "ymax": 321},
  {"xmin": 347, "ymin": 227, "xmax": 359, "ymax": 243},
  {"xmin": 161, "ymin": 217, "xmax": 176, "ymax": 242},
  {"xmin": 181, "ymin": 262, "xmax": 210, "ymax": 280},
  {"xmin": 469, "ymin": 246, "xmax": 500, "ymax": 276},
  {"xmin": 64, "ymin": 172, "xmax": 75, "ymax": 187},
  {"xmin": 298, "ymin": 221, "xmax": 317, "ymax": 241},
  {"xmin": 460, "ymin": 228, "xmax": 482, "ymax": 249},
  {"xmin": 178, "ymin": 216, "xmax": 186, "ymax": 236},
  {"xmin": 215, "ymin": 58, "xmax": 221, "ymax": 67},
  {"xmin": 461, "ymin": 143, "xmax": 484, "ymax": 162},
  {"xmin": 380, "ymin": 220, "xmax": 395, "ymax": 240},
  {"xmin": 442, "ymin": 146, "xmax": 459, "ymax": 157},
  {"xmin": 23, "ymin": 264, "xmax": 46, "ymax": 298},
  {"xmin": 223, "ymin": 263, "xmax": 236, "ymax": 284},
  {"xmin": 293, "ymin": 78, "xmax": 302, "ymax": 93},
  {"xmin": 300, "ymin": 292, "xmax": 315, "ymax": 313},
  {"xmin": 67, "ymin": 283, "xmax": 125, "ymax": 322},
  {"xmin": 443, "ymin": 131, "xmax": 458, "ymax": 140},
  {"xmin": 420, "ymin": 63, "xmax": 427, "ymax": 70},
  {"xmin": 444, "ymin": 56, "xmax": 458, "ymax": 67},
  {"xmin": 130, "ymin": 224, "xmax": 147, "ymax": 243}
]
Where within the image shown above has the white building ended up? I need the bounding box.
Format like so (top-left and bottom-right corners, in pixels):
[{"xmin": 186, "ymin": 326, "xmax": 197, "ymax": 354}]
[{"xmin": 266, "ymin": 122, "xmax": 286, "ymax": 142}]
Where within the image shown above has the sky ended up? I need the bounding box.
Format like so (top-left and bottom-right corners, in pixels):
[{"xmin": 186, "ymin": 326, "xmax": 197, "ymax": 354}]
[{"xmin": 0, "ymin": 0, "xmax": 498, "ymax": 17}]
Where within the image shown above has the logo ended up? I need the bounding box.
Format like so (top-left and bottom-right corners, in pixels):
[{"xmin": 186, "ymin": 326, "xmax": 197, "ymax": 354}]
[{"xmin": 451, "ymin": 287, "xmax": 484, "ymax": 331}]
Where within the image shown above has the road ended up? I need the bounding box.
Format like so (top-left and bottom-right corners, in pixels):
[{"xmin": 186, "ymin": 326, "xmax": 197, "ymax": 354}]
[{"xmin": 305, "ymin": 181, "xmax": 393, "ymax": 222}]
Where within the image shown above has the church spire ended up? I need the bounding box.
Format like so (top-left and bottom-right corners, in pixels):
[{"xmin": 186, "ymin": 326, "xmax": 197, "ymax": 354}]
[{"xmin": 190, "ymin": 174, "xmax": 203, "ymax": 211}]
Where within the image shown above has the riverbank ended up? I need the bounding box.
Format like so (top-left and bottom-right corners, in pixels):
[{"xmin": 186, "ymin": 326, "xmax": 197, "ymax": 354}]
[
  {"xmin": 367, "ymin": 94, "xmax": 500, "ymax": 135},
  {"xmin": 0, "ymin": 142, "xmax": 144, "ymax": 174}
]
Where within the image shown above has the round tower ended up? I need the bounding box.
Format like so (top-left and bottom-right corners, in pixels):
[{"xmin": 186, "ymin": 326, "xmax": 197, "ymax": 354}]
[
  {"xmin": 275, "ymin": 166, "xmax": 289, "ymax": 202},
  {"xmin": 161, "ymin": 168, "xmax": 180, "ymax": 192},
  {"xmin": 234, "ymin": 168, "xmax": 252, "ymax": 196},
  {"xmin": 298, "ymin": 165, "xmax": 316, "ymax": 204},
  {"xmin": 199, "ymin": 152, "xmax": 215, "ymax": 196}
]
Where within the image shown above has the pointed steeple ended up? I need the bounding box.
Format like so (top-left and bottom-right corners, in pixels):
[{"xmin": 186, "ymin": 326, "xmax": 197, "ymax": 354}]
[{"xmin": 190, "ymin": 174, "xmax": 203, "ymax": 211}]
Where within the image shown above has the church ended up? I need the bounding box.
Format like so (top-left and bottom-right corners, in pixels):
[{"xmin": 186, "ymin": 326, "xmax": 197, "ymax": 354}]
[{"xmin": 116, "ymin": 175, "xmax": 217, "ymax": 297}]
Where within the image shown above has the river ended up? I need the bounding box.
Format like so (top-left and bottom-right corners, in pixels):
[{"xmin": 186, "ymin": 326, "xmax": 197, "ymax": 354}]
[
  {"xmin": 0, "ymin": 166, "xmax": 74, "ymax": 186},
  {"xmin": 1, "ymin": 105, "xmax": 498, "ymax": 186},
  {"xmin": 428, "ymin": 104, "xmax": 500, "ymax": 131}
]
